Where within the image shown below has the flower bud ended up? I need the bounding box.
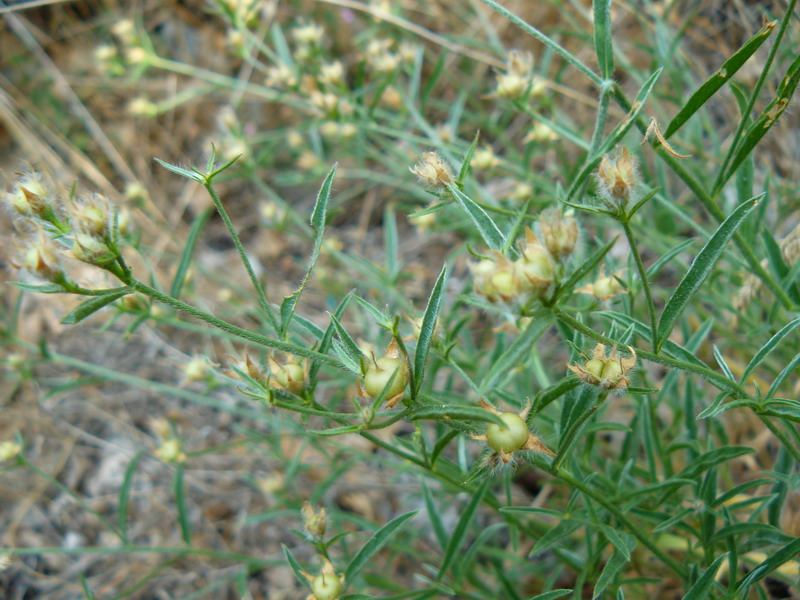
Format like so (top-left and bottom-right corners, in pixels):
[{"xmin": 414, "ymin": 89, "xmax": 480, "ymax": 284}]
[
  {"xmin": 155, "ymin": 438, "xmax": 185, "ymax": 463},
  {"xmin": 539, "ymin": 207, "xmax": 579, "ymax": 260},
  {"xmin": 4, "ymin": 173, "xmax": 51, "ymax": 217},
  {"xmin": 11, "ymin": 232, "xmax": 64, "ymax": 282},
  {"xmin": 410, "ymin": 151, "xmax": 454, "ymax": 188},
  {"xmin": 318, "ymin": 61, "xmax": 345, "ymax": 86},
  {"xmin": 292, "ymin": 21, "xmax": 324, "ymax": 46},
  {"xmin": 596, "ymin": 146, "xmax": 639, "ymax": 207},
  {"xmin": 471, "ymin": 145, "xmax": 500, "ymax": 170},
  {"xmin": 0, "ymin": 440, "xmax": 22, "ymax": 462},
  {"xmin": 469, "ymin": 255, "xmax": 525, "ymax": 303},
  {"xmin": 516, "ymin": 228, "xmax": 555, "ymax": 294}
]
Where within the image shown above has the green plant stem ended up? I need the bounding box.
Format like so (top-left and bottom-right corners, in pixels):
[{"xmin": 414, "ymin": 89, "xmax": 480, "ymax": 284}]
[
  {"xmin": 553, "ymin": 308, "xmax": 747, "ymax": 396},
  {"xmin": 620, "ymin": 218, "xmax": 658, "ymax": 352},
  {"xmin": 712, "ymin": 0, "xmax": 798, "ymax": 194},
  {"xmin": 202, "ymin": 181, "xmax": 280, "ymax": 331},
  {"xmin": 549, "ymin": 465, "xmax": 689, "ymax": 579},
  {"xmin": 18, "ymin": 457, "xmax": 124, "ymax": 541},
  {"xmin": 129, "ymin": 279, "xmax": 343, "ymax": 368}
]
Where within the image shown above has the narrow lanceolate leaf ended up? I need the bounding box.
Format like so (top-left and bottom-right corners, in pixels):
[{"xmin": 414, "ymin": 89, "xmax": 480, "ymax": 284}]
[
  {"xmin": 171, "ymin": 207, "xmax": 212, "ymax": 298},
  {"xmin": 737, "ymin": 538, "xmax": 800, "ymax": 591},
  {"xmin": 479, "ymin": 310, "xmax": 551, "ymax": 392},
  {"xmin": 592, "ymin": 0, "xmax": 614, "ymax": 79},
  {"xmin": 765, "ymin": 352, "xmax": 800, "ymax": 400},
  {"xmin": 282, "ymin": 544, "xmax": 310, "ymax": 589},
  {"xmin": 117, "ymin": 451, "xmax": 143, "ymax": 542},
  {"xmin": 61, "ymin": 287, "xmax": 133, "ymax": 325},
  {"xmin": 330, "ymin": 315, "xmax": 364, "ymax": 369},
  {"xmin": 344, "ymin": 511, "xmax": 417, "ymax": 589},
  {"xmin": 718, "ymin": 53, "xmax": 800, "ymax": 191},
  {"xmin": 527, "ymin": 591, "xmax": 573, "ymax": 600},
  {"xmin": 174, "ymin": 464, "xmax": 191, "ymax": 544},
  {"xmin": 457, "ymin": 130, "xmax": 481, "ymax": 185},
  {"xmin": 409, "ymin": 404, "xmax": 504, "ymax": 426},
  {"xmin": 678, "ymin": 446, "xmax": 754, "ymax": 480},
  {"xmin": 414, "ymin": 264, "xmax": 447, "ymax": 396},
  {"xmin": 554, "ymin": 236, "xmax": 618, "ymax": 301},
  {"xmin": 593, "ymin": 547, "xmax": 630, "ymax": 600},
  {"xmin": 656, "ymin": 194, "xmax": 762, "ymax": 351},
  {"xmin": 683, "ymin": 553, "xmax": 728, "ymax": 600},
  {"xmin": 280, "ymin": 164, "xmax": 337, "ymax": 336},
  {"xmin": 437, "ymin": 478, "xmax": 490, "ymax": 581},
  {"xmin": 741, "ymin": 317, "xmax": 800, "ymax": 384},
  {"xmin": 446, "ymin": 183, "xmax": 505, "ymax": 251},
  {"xmin": 153, "ymin": 157, "xmax": 204, "ymax": 183},
  {"xmin": 664, "ymin": 20, "xmax": 776, "ymax": 138}
]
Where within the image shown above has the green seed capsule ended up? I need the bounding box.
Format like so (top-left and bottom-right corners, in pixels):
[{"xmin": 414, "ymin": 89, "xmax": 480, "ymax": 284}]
[
  {"xmin": 312, "ymin": 573, "xmax": 342, "ymax": 600},
  {"xmin": 584, "ymin": 358, "xmax": 605, "ymax": 378},
  {"xmin": 363, "ymin": 357, "xmax": 407, "ymax": 398},
  {"xmin": 485, "ymin": 412, "xmax": 529, "ymax": 454},
  {"xmin": 600, "ymin": 360, "xmax": 623, "ymax": 382}
]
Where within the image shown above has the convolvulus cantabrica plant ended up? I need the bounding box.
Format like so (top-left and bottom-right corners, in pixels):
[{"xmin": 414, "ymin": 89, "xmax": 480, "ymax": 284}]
[{"xmin": 2, "ymin": 0, "xmax": 800, "ymax": 598}]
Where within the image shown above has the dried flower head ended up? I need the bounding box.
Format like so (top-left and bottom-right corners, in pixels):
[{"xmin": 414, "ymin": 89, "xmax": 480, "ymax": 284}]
[
  {"xmin": 265, "ymin": 62, "xmax": 297, "ymax": 88},
  {"xmin": 568, "ymin": 344, "xmax": 637, "ymax": 390},
  {"xmin": 596, "ymin": 146, "xmax": 640, "ymax": 207},
  {"xmin": 539, "ymin": 207, "xmax": 579, "ymax": 260},
  {"xmin": 10, "ymin": 231, "xmax": 64, "ymax": 282},
  {"xmin": 4, "ymin": 172, "xmax": 51, "ymax": 217},
  {"xmin": 494, "ymin": 50, "xmax": 534, "ymax": 100},
  {"xmin": 410, "ymin": 151, "xmax": 454, "ymax": 188},
  {"xmin": 301, "ymin": 556, "xmax": 345, "ymax": 600},
  {"xmin": 523, "ymin": 121, "xmax": 558, "ymax": 143},
  {"xmin": 359, "ymin": 339, "xmax": 409, "ymax": 408},
  {"xmin": 471, "ymin": 400, "xmax": 554, "ymax": 466},
  {"xmin": 302, "ymin": 502, "xmax": 327, "ymax": 541},
  {"xmin": 318, "ymin": 61, "xmax": 345, "ymax": 86}
]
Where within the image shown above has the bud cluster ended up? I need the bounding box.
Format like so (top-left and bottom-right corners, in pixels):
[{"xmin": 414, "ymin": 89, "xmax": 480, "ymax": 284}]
[
  {"xmin": 494, "ymin": 50, "xmax": 546, "ymax": 101},
  {"xmin": 4, "ymin": 172, "xmax": 132, "ymax": 286}
]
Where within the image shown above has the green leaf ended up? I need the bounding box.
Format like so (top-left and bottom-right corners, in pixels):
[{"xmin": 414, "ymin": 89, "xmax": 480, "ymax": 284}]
[
  {"xmin": 308, "ymin": 425, "xmax": 363, "ymax": 436},
  {"xmin": 437, "ymin": 479, "xmax": 489, "ymax": 581},
  {"xmin": 457, "ymin": 131, "xmax": 481, "ymax": 184},
  {"xmin": 352, "ymin": 295, "xmax": 391, "ymax": 326},
  {"xmin": 409, "ymin": 404, "xmax": 504, "ymax": 426},
  {"xmin": 594, "ymin": 544, "xmax": 633, "ymax": 600},
  {"xmin": 530, "ymin": 519, "xmax": 581, "ymax": 556},
  {"xmin": 645, "ymin": 238, "xmax": 695, "ymax": 278},
  {"xmin": 414, "ymin": 264, "xmax": 447, "ymax": 396},
  {"xmin": 664, "ymin": 19, "xmax": 776, "ymax": 138},
  {"xmin": 10, "ymin": 281, "xmax": 65, "ymax": 293},
  {"xmin": 737, "ymin": 537, "xmax": 800, "ymax": 591},
  {"xmin": 421, "ymin": 479, "xmax": 447, "ymax": 550},
  {"xmin": 154, "ymin": 157, "xmax": 204, "ymax": 183},
  {"xmin": 682, "ymin": 552, "xmax": 728, "ymax": 600},
  {"xmin": 719, "ymin": 53, "xmax": 800, "ymax": 191},
  {"xmin": 593, "ymin": 0, "xmax": 614, "ymax": 79},
  {"xmin": 479, "ymin": 311, "xmax": 550, "ymax": 392},
  {"xmin": 765, "ymin": 352, "xmax": 800, "ymax": 400},
  {"xmin": 171, "ymin": 207, "xmax": 212, "ymax": 298},
  {"xmin": 344, "ymin": 511, "xmax": 417, "ymax": 588},
  {"xmin": 61, "ymin": 287, "xmax": 133, "ymax": 325},
  {"xmin": 330, "ymin": 315, "xmax": 364, "ymax": 370},
  {"xmin": 656, "ymin": 194, "xmax": 762, "ymax": 351},
  {"xmin": 281, "ymin": 164, "xmax": 337, "ymax": 335},
  {"xmin": 741, "ymin": 317, "xmax": 800, "ymax": 383},
  {"xmin": 282, "ymin": 544, "xmax": 310, "ymax": 589},
  {"xmin": 555, "ymin": 236, "xmax": 618, "ymax": 301},
  {"xmin": 174, "ymin": 463, "xmax": 191, "ymax": 544},
  {"xmin": 446, "ymin": 183, "xmax": 505, "ymax": 252},
  {"xmin": 679, "ymin": 446, "xmax": 754, "ymax": 480},
  {"xmin": 310, "ymin": 293, "xmax": 352, "ymax": 384},
  {"xmin": 759, "ymin": 398, "xmax": 800, "ymax": 423},
  {"xmin": 527, "ymin": 591, "xmax": 572, "ymax": 600},
  {"xmin": 117, "ymin": 450, "xmax": 144, "ymax": 543}
]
